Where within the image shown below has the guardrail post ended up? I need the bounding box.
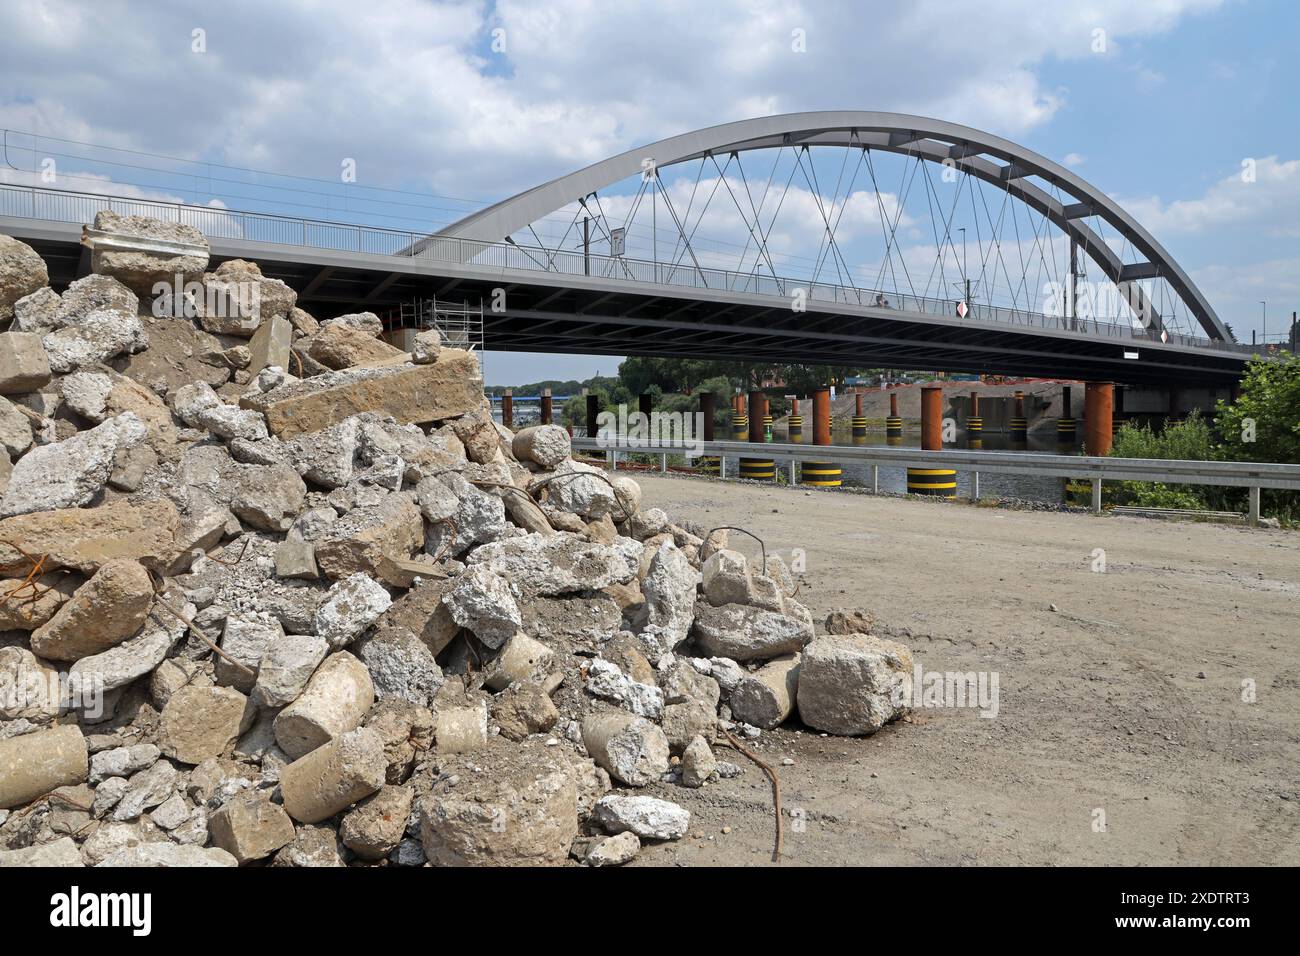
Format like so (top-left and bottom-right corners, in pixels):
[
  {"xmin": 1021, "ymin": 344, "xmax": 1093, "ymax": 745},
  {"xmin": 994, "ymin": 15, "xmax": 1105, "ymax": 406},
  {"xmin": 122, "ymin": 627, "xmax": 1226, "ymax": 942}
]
[
  {"xmin": 1248, "ymin": 487, "xmax": 1260, "ymax": 527},
  {"xmin": 789, "ymin": 460, "xmax": 797, "ymax": 484},
  {"xmin": 660, "ymin": 453, "xmax": 667, "ymax": 473},
  {"xmin": 872, "ymin": 464, "xmax": 879, "ymax": 494},
  {"xmin": 606, "ymin": 448, "xmax": 614, "ymax": 469},
  {"xmin": 1092, "ymin": 478, "xmax": 1103, "ymax": 514},
  {"xmin": 972, "ymin": 471, "xmax": 981, "ymax": 501}
]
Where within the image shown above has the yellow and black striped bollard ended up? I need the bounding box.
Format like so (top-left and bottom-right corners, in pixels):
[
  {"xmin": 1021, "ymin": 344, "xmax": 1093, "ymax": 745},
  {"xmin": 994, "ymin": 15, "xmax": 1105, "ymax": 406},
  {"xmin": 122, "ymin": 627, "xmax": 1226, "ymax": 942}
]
[
  {"xmin": 851, "ymin": 416, "xmax": 867, "ymax": 445},
  {"xmin": 907, "ymin": 468, "xmax": 957, "ymax": 498},
  {"xmin": 801, "ymin": 460, "xmax": 842, "ymax": 486},
  {"xmin": 1057, "ymin": 417, "xmax": 1077, "ymax": 444},
  {"xmin": 739, "ymin": 457, "xmax": 776, "ymax": 481},
  {"xmin": 788, "ymin": 414, "xmax": 803, "ymax": 443}
]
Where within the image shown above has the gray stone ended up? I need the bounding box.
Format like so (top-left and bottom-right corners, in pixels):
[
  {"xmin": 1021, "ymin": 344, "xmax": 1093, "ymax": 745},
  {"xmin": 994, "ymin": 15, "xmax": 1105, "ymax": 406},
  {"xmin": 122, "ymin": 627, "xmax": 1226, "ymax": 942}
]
[
  {"xmin": 89, "ymin": 744, "xmax": 160, "ymax": 784},
  {"xmin": 691, "ymin": 600, "xmax": 815, "ymax": 662},
  {"xmin": 253, "ymin": 632, "xmax": 329, "ymax": 708},
  {"xmin": 354, "ymin": 626, "xmax": 444, "ymax": 706},
  {"xmin": 0, "ymin": 331, "xmax": 51, "ymax": 394},
  {"xmin": 468, "ymin": 531, "xmax": 634, "ymax": 601},
  {"xmin": 0, "ymin": 413, "xmax": 145, "ymax": 517},
  {"xmin": 313, "ymin": 572, "xmax": 392, "ymax": 648},
  {"xmin": 638, "ymin": 540, "xmax": 697, "ymax": 656},
  {"xmin": 97, "ymin": 844, "xmax": 237, "ymax": 867},
  {"xmin": 442, "ymin": 565, "xmax": 520, "ymax": 649},
  {"xmin": 585, "ymin": 831, "xmax": 640, "ymax": 867},
  {"xmin": 0, "ymin": 235, "xmax": 49, "ymax": 321},
  {"xmin": 0, "ymin": 836, "xmax": 83, "ymax": 867},
  {"xmin": 592, "ymin": 794, "xmax": 690, "ymax": 840},
  {"xmin": 796, "ymin": 634, "xmax": 913, "ymax": 736},
  {"xmin": 111, "ymin": 759, "xmax": 180, "ymax": 821},
  {"xmin": 680, "ymin": 735, "xmax": 716, "ymax": 787}
]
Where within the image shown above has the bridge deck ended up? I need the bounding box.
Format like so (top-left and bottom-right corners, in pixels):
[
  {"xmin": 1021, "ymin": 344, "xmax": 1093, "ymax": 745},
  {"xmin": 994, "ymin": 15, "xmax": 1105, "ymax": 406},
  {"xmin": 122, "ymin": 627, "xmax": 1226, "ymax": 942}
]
[{"xmin": 0, "ymin": 184, "xmax": 1257, "ymax": 386}]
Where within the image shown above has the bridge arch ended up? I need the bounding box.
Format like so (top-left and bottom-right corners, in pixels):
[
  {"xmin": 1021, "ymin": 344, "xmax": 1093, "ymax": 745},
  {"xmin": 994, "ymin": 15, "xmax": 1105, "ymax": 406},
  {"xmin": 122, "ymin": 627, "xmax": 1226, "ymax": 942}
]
[{"xmin": 436, "ymin": 111, "xmax": 1227, "ymax": 342}]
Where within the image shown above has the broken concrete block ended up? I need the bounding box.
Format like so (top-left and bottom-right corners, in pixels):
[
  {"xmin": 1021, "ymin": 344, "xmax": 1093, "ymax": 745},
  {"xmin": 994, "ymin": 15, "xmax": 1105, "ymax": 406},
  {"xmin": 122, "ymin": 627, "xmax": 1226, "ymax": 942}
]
[
  {"xmin": 467, "ymin": 532, "xmax": 634, "ymax": 602},
  {"xmin": 313, "ymin": 493, "xmax": 423, "ymax": 579},
  {"xmin": 0, "ymin": 724, "xmax": 88, "ymax": 809},
  {"xmin": 280, "ymin": 727, "xmax": 387, "ymax": 824},
  {"xmin": 825, "ymin": 608, "xmax": 875, "ymax": 635},
  {"xmin": 215, "ymin": 612, "xmax": 284, "ymax": 692},
  {"xmin": 0, "ymin": 332, "xmax": 52, "ymax": 395},
  {"xmin": 339, "ymin": 784, "xmax": 413, "ymax": 860},
  {"xmin": 97, "ymin": 844, "xmax": 237, "ymax": 867},
  {"xmin": 89, "ymin": 744, "xmax": 161, "ymax": 784},
  {"xmin": 0, "ymin": 413, "xmax": 146, "ymax": 517},
  {"xmin": 511, "ymin": 424, "xmax": 570, "ymax": 468},
  {"xmin": 89, "ymin": 210, "xmax": 209, "ymax": 294},
  {"xmin": 585, "ymin": 831, "xmax": 640, "ymax": 867},
  {"xmin": 680, "ymin": 735, "xmax": 716, "ymax": 788},
  {"xmin": 0, "ymin": 646, "xmax": 62, "ymax": 721},
  {"xmin": 274, "ymin": 651, "xmax": 374, "ymax": 760},
  {"xmin": 240, "ymin": 349, "xmax": 482, "ymax": 440},
  {"xmin": 247, "ymin": 313, "xmax": 293, "ymax": 376},
  {"xmin": 442, "ymin": 565, "xmax": 520, "ymax": 649},
  {"xmin": 363, "ymin": 698, "xmax": 435, "ymax": 784},
  {"xmin": 660, "ymin": 699, "xmax": 716, "ymax": 755},
  {"xmin": 309, "ymin": 322, "xmax": 405, "ymax": 370},
  {"xmin": 690, "ymin": 600, "xmax": 815, "ymax": 662},
  {"xmin": 581, "ymin": 711, "xmax": 669, "ymax": 787},
  {"xmin": 585, "ymin": 658, "xmax": 663, "ymax": 718},
  {"xmin": 30, "ymin": 559, "xmax": 154, "ymax": 663},
  {"xmin": 435, "ymin": 700, "xmax": 488, "ymax": 754},
  {"xmin": 109, "ymin": 759, "xmax": 179, "ymax": 821},
  {"xmin": 0, "ymin": 499, "xmax": 180, "ymax": 576},
  {"xmin": 253, "ymin": 632, "xmax": 329, "ymax": 708},
  {"xmin": 209, "ymin": 790, "xmax": 296, "ymax": 864},
  {"xmin": 419, "ymin": 742, "xmax": 577, "ymax": 866},
  {"xmin": 354, "ymin": 625, "xmax": 443, "ymax": 706},
  {"xmin": 483, "ymin": 632, "xmax": 553, "ymax": 691},
  {"xmin": 729, "ymin": 653, "xmax": 801, "ymax": 730},
  {"xmin": 796, "ymin": 634, "xmax": 913, "ymax": 736},
  {"xmin": 701, "ymin": 548, "xmax": 754, "ymax": 606},
  {"xmin": 0, "ymin": 235, "xmax": 49, "ymax": 321},
  {"xmin": 159, "ymin": 684, "xmax": 252, "ymax": 765},
  {"xmin": 410, "ymin": 328, "xmax": 441, "ymax": 363},
  {"xmin": 231, "ymin": 462, "xmax": 306, "ymax": 532},
  {"xmin": 490, "ymin": 680, "xmax": 560, "ymax": 742},
  {"xmin": 638, "ymin": 540, "xmax": 697, "ymax": 655},
  {"xmin": 313, "ymin": 572, "xmax": 392, "ymax": 648},
  {"xmin": 42, "ymin": 308, "xmax": 148, "ymax": 373},
  {"xmin": 592, "ymin": 794, "xmax": 690, "ymax": 841},
  {"xmin": 0, "ymin": 836, "xmax": 84, "ymax": 867}
]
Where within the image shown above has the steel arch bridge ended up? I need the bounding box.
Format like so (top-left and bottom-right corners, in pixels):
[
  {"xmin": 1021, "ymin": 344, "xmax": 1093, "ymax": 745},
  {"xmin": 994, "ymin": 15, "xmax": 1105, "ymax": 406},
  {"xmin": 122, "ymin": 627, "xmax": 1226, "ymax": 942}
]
[
  {"xmin": 435, "ymin": 111, "xmax": 1227, "ymax": 344},
  {"xmin": 0, "ymin": 112, "xmax": 1258, "ymax": 386}
]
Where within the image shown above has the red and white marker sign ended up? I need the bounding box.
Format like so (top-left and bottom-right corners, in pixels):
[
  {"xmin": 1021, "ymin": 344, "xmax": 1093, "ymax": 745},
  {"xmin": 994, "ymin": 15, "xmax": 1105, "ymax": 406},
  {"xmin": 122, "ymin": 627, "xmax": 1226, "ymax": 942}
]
[{"xmin": 955, "ymin": 300, "xmax": 968, "ymax": 318}]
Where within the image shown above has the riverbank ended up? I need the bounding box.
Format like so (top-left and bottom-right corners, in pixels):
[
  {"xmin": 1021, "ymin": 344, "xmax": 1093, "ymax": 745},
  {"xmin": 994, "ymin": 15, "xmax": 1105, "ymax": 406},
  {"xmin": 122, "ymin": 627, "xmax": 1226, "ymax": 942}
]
[{"xmin": 625, "ymin": 473, "xmax": 1300, "ymax": 866}]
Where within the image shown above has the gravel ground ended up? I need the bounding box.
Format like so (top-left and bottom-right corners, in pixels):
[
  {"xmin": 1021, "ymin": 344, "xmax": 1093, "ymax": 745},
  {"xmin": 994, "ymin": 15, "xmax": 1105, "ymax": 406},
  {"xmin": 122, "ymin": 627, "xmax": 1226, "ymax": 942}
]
[{"xmin": 627, "ymin": 473, "xmax": 1300, "ymax": 866}]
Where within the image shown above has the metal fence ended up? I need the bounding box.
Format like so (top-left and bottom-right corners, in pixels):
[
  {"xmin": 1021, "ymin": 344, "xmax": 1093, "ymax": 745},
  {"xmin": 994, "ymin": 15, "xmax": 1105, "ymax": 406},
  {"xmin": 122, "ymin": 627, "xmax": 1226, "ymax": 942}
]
[
  {"xmin": 571, "ymin": 436, "xmax": 1300, "ymax": 523},
  {"xmin": 0, "ymin": 182, "xmax": 1255, "ymax": 355}
]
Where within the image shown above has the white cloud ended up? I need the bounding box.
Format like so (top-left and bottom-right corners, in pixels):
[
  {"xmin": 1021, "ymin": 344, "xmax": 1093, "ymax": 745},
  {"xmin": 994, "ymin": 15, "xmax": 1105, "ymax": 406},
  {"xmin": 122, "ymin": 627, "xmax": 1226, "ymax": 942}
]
[
  {"xmin": 1120, "ymin": 156, "xmax": 1300, "ymax": 238},
  {"xmin": 0, "ymin": 0, "xmax": 1227, "ymax": 204}
]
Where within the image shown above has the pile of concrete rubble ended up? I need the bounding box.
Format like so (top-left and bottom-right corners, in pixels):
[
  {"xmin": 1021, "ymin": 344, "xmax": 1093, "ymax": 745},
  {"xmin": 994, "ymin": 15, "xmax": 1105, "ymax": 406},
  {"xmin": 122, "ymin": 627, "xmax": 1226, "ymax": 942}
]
[{"xmin": 0, "ymin": 218, "xmax": 912, "ymax": 867}]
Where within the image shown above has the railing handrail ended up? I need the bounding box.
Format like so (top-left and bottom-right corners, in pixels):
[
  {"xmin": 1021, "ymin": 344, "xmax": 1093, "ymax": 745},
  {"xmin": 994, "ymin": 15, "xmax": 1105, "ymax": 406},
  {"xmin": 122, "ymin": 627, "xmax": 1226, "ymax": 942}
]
[
  {"xmin": 0, "ymin": 181, "xmax": 1259, "ymax": 355},
  {"xmin": 570, "ymin": 436, "xmax": 1300, "ymax": 491}
]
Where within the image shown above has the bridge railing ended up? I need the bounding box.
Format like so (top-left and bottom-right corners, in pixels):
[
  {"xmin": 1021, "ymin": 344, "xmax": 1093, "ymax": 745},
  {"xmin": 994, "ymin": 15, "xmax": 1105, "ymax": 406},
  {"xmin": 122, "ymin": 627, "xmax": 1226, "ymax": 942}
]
[
  {"xmin": 570, "ymin": 435, "xmax": 1300, "ymax": 523},
  {"xmin": 0, "ymin": 182, "xmax": 1255, "ymax": 355}
]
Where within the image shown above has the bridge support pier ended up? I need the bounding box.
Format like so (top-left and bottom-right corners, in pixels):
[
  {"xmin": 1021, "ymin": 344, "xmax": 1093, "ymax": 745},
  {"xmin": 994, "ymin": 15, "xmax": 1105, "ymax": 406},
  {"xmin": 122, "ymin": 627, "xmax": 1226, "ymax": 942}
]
[
  {"xmin": 789, "ymin": 398, "xmax": 803, "ymax": 443},
  {"xmin": 886, "ymin": 391, "xmax": 902, "ymax": 445},
  {"xmin": 697, "ymin": 391, "xmax": 718, "ymax": 475},
  {"xmin": 1010, "ymin": 390, "xmax": 1027, "ymax": 444},
  {"xmin": 968, "ymin": 391, "xmax": 982, "ymax": 449},
  {"xmin": 540, "ymin": 388, "xmax": 553, "ymax": 425},
  {"xmin": 741, "ymin": 390, "xmax": 774, "ymax": 481},
  {"xmin": 1057, "ymin": 385, "xmax": 1076, "ymax": 445},
  {"xmin": 732, "ymin": 394, "xmax": 747, "ymax": 440},
  {"xmin": 1085, "ymin": 382, "xmax": 1114, "ymax": 457},
  {"xmin": 803, "ymin": 387, "xmax": 840, "ymax": 486},
  {"xmin": 502, "ymin": 389, "xmax": 513, "ymax": 430},
  {"xmin": 908, "ymin": 385, "xmax": 955, "ymax": 498},
  {"xmin": 852, "ymin": 392, "xmax": 867, "ymax": 444},
  {"xmin": 585, "ymin": 391, "xmax": 599, "ymax": 439}
]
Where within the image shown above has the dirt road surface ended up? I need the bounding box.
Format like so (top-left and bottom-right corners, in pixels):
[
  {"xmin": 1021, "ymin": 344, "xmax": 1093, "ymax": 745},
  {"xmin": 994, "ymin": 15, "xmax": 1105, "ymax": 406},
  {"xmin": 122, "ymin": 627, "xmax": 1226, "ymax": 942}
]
[{"xmin": 625, "ymin": 474, "xmax": 1300, "ymax": 866}]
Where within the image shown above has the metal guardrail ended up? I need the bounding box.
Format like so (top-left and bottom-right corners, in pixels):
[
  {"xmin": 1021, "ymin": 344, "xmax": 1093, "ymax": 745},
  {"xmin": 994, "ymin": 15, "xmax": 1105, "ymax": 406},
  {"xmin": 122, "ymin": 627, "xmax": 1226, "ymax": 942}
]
[
  {"xmin": 0, "ymin": 182, "xmax": 1256, "ymax": 355},
  {"xmin": 571, "ymin": 436, "xmax": 1300, "ymax": 523}
]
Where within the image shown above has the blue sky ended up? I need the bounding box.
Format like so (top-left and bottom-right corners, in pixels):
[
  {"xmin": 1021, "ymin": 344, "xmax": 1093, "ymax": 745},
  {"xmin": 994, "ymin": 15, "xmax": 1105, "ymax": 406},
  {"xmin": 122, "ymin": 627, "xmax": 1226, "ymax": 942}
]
[{"xmin": 1, "ymin": 0, "xmax": 1296, "ymax": 383}]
